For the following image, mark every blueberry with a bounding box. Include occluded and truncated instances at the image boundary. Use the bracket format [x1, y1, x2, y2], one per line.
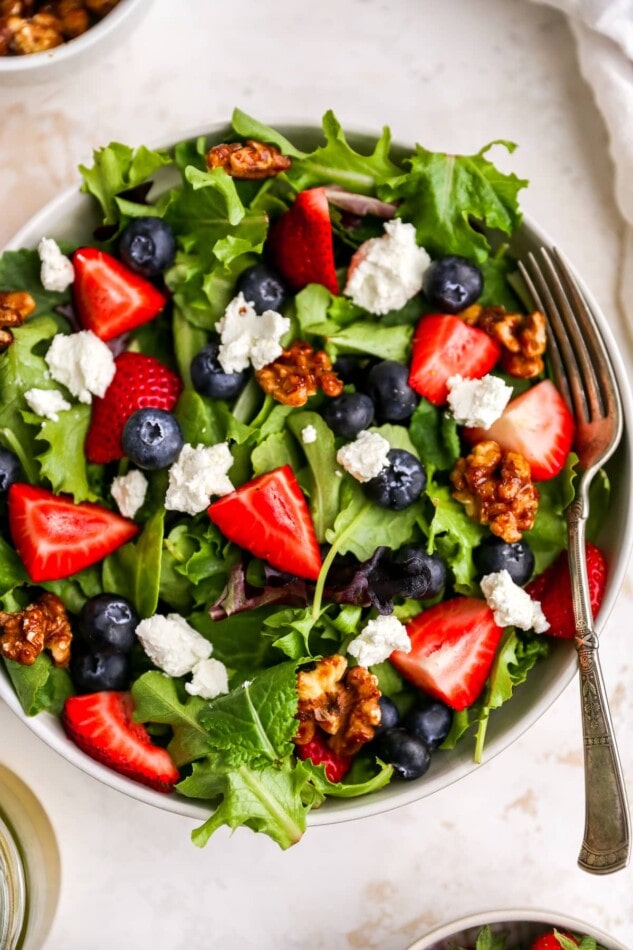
[364, 449, 427, 511]
[190, 342, 249, 400]
[121, 408, 184, 470]
[70, 650, 130, 693]
[392, 545, 447, 599]
[376, 727, 431, 780]
[403, 699, 453, 749]
[0, 447, 21, 493]
[422, 255, 483, 313]
[236, 264, 288, 314]
[333, 356, 372, 389]
[368, 361, 419, 422]
[322, 392, 375, 438]
[374, 695, 400, 738]
[79, 594, 138, 654]
[473, 536, 535, 586]
[119, 216, 176, 278]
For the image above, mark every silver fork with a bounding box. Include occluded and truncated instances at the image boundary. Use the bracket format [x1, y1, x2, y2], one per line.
[518, 247, 630, 874]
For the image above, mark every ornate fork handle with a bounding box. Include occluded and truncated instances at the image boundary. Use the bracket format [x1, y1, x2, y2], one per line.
[568, 494, 630, 873]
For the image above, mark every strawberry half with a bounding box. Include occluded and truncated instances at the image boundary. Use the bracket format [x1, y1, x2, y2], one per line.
[408, 313, 502, 406]
[526, 541, 607, 639]
[295, 732, 352, 783]
[529, 932, 578, 950]
[267, 187, 339, 294]
[208, 465, 322, 581]
[62, 692, 179, 793]
[8, 483, 139, 582]
[390, 596, 504, 711]
[85, 351, 182, 464]
[464, 379, 575, 481]
[73, 247, 167, 342]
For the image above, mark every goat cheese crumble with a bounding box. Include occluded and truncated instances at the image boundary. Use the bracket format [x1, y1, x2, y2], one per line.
[447, 374, 513, 429]
[343, 218, 430, 315]
[44, 330, 115, 404]
[215, 292, 290, 373]
[185, 657, 230, 700]
[336, 430, 391, 482]
[23, 387, 71, 422]
[480, 569, 549, 633]
[164, 442, 234, 516]
[38, 237, 74, 293]
[301, 424, 318, 444]
[347, 614, 411, 667]
[110, 469, 148, 519]
[135, 613, 212, 678]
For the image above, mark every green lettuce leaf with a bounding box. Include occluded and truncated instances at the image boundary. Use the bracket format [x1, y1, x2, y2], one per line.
[0, 536, 28, 599]
[425, 483, 486, 592]
[287, 410, 340, 542]
[31, 404, 98, 502]
[102, 509, 164, 618]
[408, 399, 461, 475]
[310, 319, 413, 361]
[3, 654, 73, 716]
[0, 249, 71, 316]
[131, 671, 212, 767]
[300, 757, 393, 798]
[188, 607, 277, 671]
[379, 141, 527, 262]
[79, 142, 172, 226]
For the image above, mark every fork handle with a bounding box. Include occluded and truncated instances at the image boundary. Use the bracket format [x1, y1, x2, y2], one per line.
[568, 502, 631, 873]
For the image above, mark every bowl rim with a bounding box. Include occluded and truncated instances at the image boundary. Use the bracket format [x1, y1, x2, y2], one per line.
[1, 120, 632, 828]
[405, 907, 629, 950]
[0, 0, 144, 73]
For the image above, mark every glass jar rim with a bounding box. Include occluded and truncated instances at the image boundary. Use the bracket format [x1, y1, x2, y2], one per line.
[0, 809, 27, 950]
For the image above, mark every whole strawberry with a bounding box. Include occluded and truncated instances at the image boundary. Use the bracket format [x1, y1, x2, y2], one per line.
[526, 542, 607, 639]
[295, 731, 352, 783]
[529, 930, 579, 950]
[267, 187, 339, 294]
[85, 352, 182, 464]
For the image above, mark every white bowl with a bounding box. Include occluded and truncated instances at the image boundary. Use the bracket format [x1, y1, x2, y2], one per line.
[0, 0, 148, 85]
[1, 123, 632, 828]
[407, 908, 629, 950]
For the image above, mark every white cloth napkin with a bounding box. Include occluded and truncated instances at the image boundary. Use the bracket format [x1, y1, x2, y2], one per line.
[531, 0, 633, 349]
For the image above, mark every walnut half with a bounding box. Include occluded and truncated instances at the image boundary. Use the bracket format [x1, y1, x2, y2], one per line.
[295, 654, 381, 757]
[0, 592, 73, 667]
[450, 439, 539, 543]
[0, 290, 35, 350]
[206, 140, 292, 180]
[256, 340, 343, 407]
[464, 304, 547, 379]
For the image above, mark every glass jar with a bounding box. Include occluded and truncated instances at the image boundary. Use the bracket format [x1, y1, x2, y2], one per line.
[0, 765, 60, 949]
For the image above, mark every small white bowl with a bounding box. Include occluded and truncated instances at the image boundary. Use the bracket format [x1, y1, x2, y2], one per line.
[0, 0, 148, 85]
[407, 908, 629, 950]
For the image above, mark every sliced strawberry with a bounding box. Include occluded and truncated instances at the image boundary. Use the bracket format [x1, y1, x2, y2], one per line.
[529, 932, 578, 950]
[390, 596, 504, 711]
[62, 692, 179, 793]
[85, 351, 182, 464]
[408, 313, 502, 405]
[208, 465, 322, 581]
[295, 732, 352, 783]
[8, 483, 139, 583]
[464, 379, 575, 481]
[526, 542, 607, 639]
[267, 187, 339, 294]
[73, 247, 167, 342]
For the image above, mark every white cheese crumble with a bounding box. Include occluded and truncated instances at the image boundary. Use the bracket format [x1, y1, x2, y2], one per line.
[215, 292, 290, 374]
[343, 218, 431, 315]
[135, 613, 212, 677]
[347, 614, 411, 667]
[185, 657, 229, 700]
[164, 442, 234, 516]
[301, 424, 318, 444]
[38, 237, 74, 293]
[24, 387, 71, 422]
[336, 430, 391, 482]
[480, 569, 549, 633]
[110, 469, 148, 519]
[44, 330, 115, 404]
[447, 374, 513, 429]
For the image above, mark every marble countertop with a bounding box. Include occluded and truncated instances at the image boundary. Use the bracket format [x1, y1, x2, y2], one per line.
[1, 0, 632, 947]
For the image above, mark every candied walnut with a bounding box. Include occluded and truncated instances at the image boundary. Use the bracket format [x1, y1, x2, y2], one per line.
[294, 654, 381, 757]
[83, 0, 118, 17]
[0, 592, 73, 667]
[8, 11, 63, 53]
[450, 439, 539, 543]
[472, 304, 547, 379]
[206, 140, 292, 180]
[0, 291, 35, 350]
[45, 0, 89, 37]
[255, 340, 343, 407]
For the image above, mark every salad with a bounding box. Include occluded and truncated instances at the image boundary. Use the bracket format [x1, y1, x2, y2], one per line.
[0, 111, 611, 849]
[449, 925, 607, 950]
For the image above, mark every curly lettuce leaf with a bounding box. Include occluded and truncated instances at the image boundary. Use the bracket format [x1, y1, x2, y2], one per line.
[30, 404, 99, 503]
[379, 141, 527, 262]
[425, 483, 486, 592]
[79, 142, 172, 226]
[408, 398, 460, 475]
[3, 653, 73, 717]
[132, 671, 212, 767]
[0, 536, 28, 601]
